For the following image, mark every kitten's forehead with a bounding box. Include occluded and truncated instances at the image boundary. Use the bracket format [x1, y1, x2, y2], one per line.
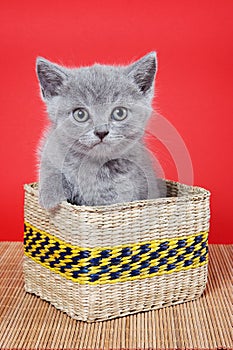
[67, 64, 140, 105]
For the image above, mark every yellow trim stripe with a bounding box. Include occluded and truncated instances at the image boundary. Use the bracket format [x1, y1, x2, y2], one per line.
[24, 221, 208, 285]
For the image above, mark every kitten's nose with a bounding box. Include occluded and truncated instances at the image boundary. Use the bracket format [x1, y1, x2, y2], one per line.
[94, 130, 109, 140]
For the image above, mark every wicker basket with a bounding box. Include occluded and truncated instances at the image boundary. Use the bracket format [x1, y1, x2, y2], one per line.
[23, 179, 210, 322]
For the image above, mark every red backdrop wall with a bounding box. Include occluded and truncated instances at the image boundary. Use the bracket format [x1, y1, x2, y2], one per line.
[0, 0, 232, 243]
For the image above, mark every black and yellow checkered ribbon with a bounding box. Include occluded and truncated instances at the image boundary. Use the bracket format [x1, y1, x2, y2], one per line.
[24, 222, 208, 285]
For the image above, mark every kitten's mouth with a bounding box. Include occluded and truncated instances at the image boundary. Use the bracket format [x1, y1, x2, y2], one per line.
[79, 137, 106, 148]
[93, 140, 106, 147]
[79, 135, 124, 149]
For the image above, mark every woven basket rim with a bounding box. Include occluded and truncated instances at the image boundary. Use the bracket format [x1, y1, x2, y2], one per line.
[24, 179, 210, 213]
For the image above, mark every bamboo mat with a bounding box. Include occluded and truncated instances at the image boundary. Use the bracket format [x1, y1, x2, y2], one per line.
[0, 242, 232, 350]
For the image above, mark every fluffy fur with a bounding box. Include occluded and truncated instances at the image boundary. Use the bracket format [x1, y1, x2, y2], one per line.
[36, 52, 162, 209]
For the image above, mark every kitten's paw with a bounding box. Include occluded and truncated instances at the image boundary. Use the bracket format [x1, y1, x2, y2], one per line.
[39, 190, 63, 211]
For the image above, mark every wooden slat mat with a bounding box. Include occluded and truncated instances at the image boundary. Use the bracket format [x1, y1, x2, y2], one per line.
[0, 242, 232, 350]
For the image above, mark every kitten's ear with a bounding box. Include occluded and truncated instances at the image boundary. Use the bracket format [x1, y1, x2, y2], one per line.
[126, 52, 157, 96]
[36, 57, 68, 100]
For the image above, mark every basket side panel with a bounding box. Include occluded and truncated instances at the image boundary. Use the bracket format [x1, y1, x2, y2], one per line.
[24, 183, 210, 248]
[24, 255, 208, 322]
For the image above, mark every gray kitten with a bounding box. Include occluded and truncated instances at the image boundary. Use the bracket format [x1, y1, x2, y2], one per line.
[36, 52, 162, 209]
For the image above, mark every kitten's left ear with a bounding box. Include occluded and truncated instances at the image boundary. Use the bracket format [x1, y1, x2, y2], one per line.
[36, 57, 68, 101]
[126, 52, 157, 96]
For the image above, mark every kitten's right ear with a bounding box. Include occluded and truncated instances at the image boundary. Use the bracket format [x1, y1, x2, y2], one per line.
[125, 52, 157, 97]
[36, 57, 68, 100]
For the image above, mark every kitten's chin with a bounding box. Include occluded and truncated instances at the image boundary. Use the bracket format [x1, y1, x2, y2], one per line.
[90, 142, 123, 160]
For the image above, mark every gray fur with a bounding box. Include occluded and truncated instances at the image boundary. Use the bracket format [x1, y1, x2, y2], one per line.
[36, 52, 162, 209]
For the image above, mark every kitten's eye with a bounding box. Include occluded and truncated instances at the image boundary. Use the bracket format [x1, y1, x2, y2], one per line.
[111, 107, 128, 121]
[73, 108, 89, 122]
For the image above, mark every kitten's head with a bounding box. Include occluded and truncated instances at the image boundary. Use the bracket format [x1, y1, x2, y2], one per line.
[36, 52, 157, 159]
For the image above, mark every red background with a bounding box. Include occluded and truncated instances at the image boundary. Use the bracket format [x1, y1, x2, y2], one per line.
[0, 1, 232, 243]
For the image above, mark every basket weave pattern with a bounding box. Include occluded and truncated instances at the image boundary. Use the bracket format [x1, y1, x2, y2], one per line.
[23, 180, 210, 322]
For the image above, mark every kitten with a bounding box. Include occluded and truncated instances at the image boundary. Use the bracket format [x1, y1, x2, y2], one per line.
[36, 52, 162, 209]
